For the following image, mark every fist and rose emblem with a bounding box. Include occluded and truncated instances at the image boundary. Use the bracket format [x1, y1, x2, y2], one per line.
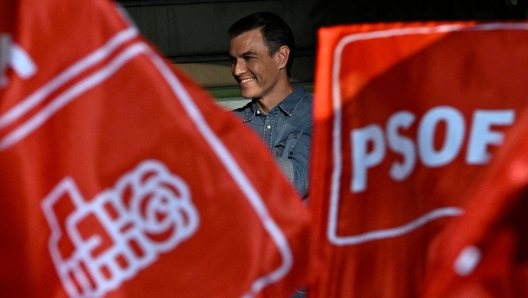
[41, 160, 200, 298]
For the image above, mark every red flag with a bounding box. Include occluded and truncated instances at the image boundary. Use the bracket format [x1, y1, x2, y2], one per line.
[0, 0, 315, 297]
[424, 104, 528, 298]
[309, 21, 528, 297]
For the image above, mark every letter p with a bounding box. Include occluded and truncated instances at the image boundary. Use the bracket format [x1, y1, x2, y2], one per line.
[351, 124, 386, 193]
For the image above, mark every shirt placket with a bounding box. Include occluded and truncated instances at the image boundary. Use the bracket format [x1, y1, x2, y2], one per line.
[262, 108, 278, 153]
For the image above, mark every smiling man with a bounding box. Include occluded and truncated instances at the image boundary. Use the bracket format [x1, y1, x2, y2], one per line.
[228, 12, 313, 200]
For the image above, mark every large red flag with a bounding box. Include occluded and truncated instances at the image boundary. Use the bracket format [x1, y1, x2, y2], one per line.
[309, 21, 528, 297]
[0, 0, 315, 297]
[424, 104, 528, 298]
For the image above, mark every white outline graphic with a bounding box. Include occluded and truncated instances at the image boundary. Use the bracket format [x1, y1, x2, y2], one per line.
[0, 41, 146, 150]
[8, 25, 294, 297]
[0, 27, 137, 130]
[41, 160, 199, 298]
[328, 23, 528, 246]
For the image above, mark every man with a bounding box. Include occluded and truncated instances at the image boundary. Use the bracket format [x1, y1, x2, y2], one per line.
[228, 12, 313, 200]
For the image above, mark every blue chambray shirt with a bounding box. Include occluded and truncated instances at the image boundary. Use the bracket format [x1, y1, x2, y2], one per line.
[232, 86, 313, 199]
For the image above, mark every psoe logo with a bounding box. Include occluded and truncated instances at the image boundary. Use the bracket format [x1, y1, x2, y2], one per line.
[41, 159, 199, 298]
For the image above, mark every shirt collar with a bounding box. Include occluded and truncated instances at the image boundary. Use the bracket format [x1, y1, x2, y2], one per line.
[276, 86, 306, 117]
[242, 86, 306, 121]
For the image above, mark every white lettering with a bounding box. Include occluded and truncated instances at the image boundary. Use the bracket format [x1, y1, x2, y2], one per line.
[351, 125, 386, 193]
[418, 106, 465, 167]
[387, 111, 416, 181]
[466, 110, 515, 164]
[350, 107, 515, 193]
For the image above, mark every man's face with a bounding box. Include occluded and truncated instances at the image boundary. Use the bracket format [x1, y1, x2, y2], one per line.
[229, 28, 282, 100]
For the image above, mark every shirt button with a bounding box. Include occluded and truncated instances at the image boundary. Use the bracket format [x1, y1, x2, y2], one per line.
[256, 110, 260, 115]
[267, 125, 271, 129]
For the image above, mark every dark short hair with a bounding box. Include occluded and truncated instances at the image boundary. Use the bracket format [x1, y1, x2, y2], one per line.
[228, 12, 295, 77]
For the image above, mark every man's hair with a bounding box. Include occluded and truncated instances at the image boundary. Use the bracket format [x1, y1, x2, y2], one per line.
[228, 12, 295, 77]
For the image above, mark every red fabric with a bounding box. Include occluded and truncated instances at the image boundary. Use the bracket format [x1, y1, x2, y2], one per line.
[424, 105, 528, 298]
[0, 0, 315, 297]
[309, 21, 528, 297]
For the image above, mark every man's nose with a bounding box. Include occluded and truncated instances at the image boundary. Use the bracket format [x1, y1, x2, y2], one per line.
[232, 60, 246, 76]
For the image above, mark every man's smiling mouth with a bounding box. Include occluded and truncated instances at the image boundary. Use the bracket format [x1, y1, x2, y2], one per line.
[240, 77, 256, 84]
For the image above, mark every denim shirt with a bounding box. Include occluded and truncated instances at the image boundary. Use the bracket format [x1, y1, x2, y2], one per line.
[232, 86, 313, 199]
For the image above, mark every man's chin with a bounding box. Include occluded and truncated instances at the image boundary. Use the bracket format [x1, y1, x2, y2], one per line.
[240, 90, 257, 99]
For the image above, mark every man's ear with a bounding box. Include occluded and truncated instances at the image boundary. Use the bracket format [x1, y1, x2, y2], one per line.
[275, 45, 290, 70]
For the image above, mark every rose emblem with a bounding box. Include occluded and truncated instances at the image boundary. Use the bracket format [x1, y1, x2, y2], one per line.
[116, 160, 199, 252]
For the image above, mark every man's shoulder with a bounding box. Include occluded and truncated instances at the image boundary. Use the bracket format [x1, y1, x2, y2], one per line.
[294, 87, 314, 114]
[301, 89, 314, 105]
[294, 86, 313, 106]
[280, 86, 313, 114]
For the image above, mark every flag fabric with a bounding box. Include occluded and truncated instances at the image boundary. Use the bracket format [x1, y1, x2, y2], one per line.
[424, 104, 528, 298]
[0, 0, 315, 297]
[309, 21, 528, 297]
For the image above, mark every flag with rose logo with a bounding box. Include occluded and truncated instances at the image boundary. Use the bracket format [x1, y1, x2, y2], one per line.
[0, 0, 315, 297]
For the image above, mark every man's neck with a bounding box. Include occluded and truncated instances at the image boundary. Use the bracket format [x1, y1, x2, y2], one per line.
[255, 82, 294, 113]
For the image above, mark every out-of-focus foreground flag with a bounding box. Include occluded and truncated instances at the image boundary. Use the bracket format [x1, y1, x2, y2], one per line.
[424, 104, 528, 297]
[309, 21, 528, 297]
[0, 0, 315, 297]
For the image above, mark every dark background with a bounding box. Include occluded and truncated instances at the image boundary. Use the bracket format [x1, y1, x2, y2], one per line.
[115, 0, 528, 100]
[310, 0, 528, 29]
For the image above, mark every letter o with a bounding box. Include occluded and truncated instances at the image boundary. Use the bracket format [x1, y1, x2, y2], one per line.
[418, 106, 465, 167]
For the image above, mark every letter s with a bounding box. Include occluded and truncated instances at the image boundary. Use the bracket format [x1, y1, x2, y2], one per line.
[387, 111, 416, 181]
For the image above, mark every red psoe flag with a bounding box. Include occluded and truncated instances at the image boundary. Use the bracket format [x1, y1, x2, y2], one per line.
[309, 21, 528, 297]
[0, 0, 315, 297]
